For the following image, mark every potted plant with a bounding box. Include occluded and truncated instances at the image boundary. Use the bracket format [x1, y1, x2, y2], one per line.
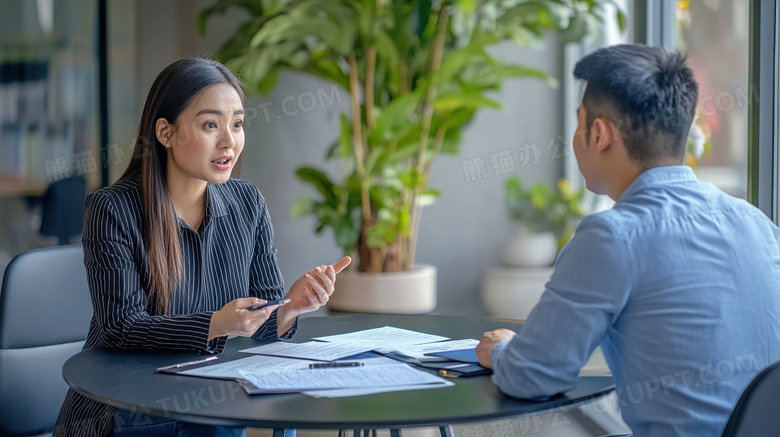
[481, 176, 584, 320]
[502, 176, 585, 267]
[200, 0, 613, 313]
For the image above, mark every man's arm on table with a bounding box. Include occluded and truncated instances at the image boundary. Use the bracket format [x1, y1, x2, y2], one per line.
[477, 216, 633, 399]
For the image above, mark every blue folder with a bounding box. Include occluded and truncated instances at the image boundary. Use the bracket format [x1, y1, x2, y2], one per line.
[424, 348, 479, 363]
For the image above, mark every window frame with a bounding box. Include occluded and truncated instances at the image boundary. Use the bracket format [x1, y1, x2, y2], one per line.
[747, 0, 778, 221]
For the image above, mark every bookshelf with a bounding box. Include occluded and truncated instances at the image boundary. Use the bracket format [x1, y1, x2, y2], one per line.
[0, 0, 105, 267]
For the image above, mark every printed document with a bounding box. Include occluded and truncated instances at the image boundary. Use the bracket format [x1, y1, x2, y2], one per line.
[239, 341, 376, 361]
[179, 355, 314, 379]
[313, 326, 449, 347]
[237, 362, 447, 394]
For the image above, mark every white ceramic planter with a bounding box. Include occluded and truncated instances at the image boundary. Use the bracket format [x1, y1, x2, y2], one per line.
[480, 266, 554, 320]
[328, 264, 437, 314]
[501, 224, 558, 267]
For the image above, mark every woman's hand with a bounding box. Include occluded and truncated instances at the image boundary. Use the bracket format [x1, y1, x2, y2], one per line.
[276, 256, 352, 334]
[208, 297, 281, 340]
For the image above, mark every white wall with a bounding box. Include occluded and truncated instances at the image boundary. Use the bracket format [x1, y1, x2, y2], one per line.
[133, 0, 564, 316]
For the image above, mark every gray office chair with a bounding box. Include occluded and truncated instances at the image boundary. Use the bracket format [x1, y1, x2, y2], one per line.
[0, 245, 92, 436]
[720, 359, 780, 436]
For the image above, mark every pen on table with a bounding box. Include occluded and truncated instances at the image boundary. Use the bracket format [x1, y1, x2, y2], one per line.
[439, 369, 460, 379]
[248, 298, 291, 311]
[157, 355, 218, 371]
[308, 361, 365, 369]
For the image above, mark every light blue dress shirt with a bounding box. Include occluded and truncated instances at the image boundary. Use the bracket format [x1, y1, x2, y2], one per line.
[491, 166, 780, 437]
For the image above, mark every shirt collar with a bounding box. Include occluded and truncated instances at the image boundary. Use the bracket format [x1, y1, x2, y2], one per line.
[618, 165, 698, 203]
[205, 183, 229, 218]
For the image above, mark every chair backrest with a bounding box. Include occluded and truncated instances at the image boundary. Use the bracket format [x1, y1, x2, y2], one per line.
[40, 175, 86, 245]
[721, 359, 780, 436]
[0, 245, 92, 436]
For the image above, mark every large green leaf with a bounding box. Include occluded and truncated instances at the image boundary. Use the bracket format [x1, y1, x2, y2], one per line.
[368, 90, 423, 143]
[308, 50, 349, 89]
[333, 214, 359, 252]
[386, 140, 422, 164]
[433, 92, 501, 112]
[197, 0, 266, 35]
[234, 41, 298, 89]
[431, 129, 464, 155]
[295, 167, 339, 206]
[417, 188, 440, 207]
[251, 15, 353, 56]
[433, 108, 475, 131]
[374, 30, 402, 94]
[429, 44, 485, 88]
[325, 113, 353, 160]
[256, 67, 280, 96]
[295, 0, 357, 28]
[364, 147, 387, 176]
[290, 195, 315, 218]
[399, 168, 424, 190]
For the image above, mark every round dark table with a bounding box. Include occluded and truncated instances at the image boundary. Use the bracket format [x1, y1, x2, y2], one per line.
[63, 315, 615, 432]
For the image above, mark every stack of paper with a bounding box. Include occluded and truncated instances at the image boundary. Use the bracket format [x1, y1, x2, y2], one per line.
[237, 361, 449, 394]
[239, 341, 376, 361]
[166, 326, 483, 398]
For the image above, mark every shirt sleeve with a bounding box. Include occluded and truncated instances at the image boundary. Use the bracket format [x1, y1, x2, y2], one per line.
[248, 187, 297, 340]
[490, 215, 634, 399]
[83, 191, 223, 353]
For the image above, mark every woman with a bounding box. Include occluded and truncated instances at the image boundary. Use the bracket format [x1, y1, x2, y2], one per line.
[54, 58, 350, 436]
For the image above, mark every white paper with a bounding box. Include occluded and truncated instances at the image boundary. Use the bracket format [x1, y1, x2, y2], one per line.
[392, 339, 480, 362]
[179, 355, 315, 379]
[302, 380, 454, 398]
[179, 355, 403, 380]
[237, 362, 447, 394]
[313, 326, 449, 347]
[239, 341, 376, 361]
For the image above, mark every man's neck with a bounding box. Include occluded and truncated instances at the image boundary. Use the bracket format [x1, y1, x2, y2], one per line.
[608, 161, 682, 201]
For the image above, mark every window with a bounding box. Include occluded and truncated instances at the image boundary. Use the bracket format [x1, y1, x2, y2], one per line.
[676, 0, 750, 199]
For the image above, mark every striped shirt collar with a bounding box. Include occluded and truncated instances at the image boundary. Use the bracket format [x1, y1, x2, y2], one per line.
[206, 182, 229, 218]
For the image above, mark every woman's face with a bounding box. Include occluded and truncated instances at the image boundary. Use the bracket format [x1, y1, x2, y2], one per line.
[162, 83, 245, 186]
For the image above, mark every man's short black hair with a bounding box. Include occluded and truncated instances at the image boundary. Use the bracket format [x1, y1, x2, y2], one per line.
[573, 44, 699, 168]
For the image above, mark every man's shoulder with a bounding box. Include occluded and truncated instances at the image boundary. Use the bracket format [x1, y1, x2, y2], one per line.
[579, 209, 627, 237]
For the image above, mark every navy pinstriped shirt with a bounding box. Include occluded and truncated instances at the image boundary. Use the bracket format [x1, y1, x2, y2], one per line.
[55, 173, 296, 436]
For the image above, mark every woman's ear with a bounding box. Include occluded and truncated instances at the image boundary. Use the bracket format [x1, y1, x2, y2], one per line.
[155, 118, 173, 148]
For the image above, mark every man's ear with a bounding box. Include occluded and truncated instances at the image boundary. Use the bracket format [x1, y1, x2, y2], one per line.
[155, 118, 173, 148]
[590, 117, 614, 153]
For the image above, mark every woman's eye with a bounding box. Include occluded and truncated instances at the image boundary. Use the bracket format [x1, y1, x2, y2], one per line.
[234, 120, 243, 129]
[205, 121, 217, 129]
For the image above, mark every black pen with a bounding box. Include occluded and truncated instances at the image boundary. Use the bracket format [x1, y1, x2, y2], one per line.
[248, 298, 291, 311]
[308, 361, 365, 369]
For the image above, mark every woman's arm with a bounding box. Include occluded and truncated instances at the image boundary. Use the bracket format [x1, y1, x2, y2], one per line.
[84, 191, 227, 353]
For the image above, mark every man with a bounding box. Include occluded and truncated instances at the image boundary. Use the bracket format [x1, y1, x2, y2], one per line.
[476, 44, 780, 437]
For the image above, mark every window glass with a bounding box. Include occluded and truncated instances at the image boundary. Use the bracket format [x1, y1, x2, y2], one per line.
[676, 0, 750, 199]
